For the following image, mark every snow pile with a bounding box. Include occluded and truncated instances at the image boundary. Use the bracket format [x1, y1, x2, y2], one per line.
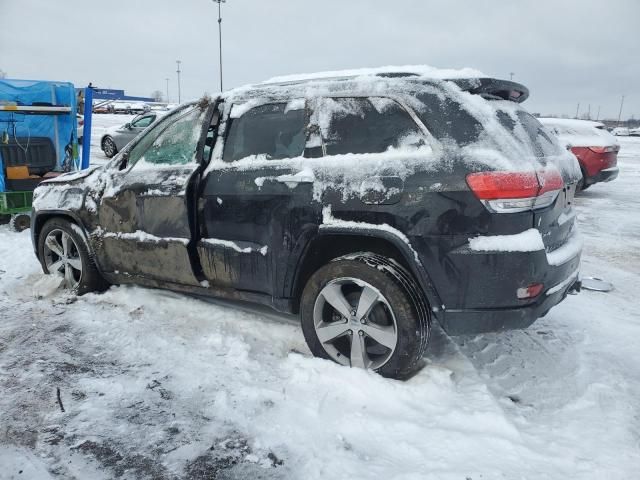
[468, 228, 545, 252]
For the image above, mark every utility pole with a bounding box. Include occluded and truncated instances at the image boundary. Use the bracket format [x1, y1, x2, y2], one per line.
[617, 95, 625, 126]
[509, 72, 514, 81]
[587, 104, 591, 120]
[596, 106, 601, 121]
[176, 60, 182, 104]
[212, 0, 226, 92]
[165, 78, 169, 103]
[575, 103, 580, 119]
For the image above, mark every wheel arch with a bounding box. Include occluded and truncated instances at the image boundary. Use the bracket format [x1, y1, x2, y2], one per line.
[32, 211, 94, 258]
[288, 228, 442, 316]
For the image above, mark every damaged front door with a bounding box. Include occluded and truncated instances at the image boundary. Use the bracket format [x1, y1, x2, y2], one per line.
[96, 104, 210, 286]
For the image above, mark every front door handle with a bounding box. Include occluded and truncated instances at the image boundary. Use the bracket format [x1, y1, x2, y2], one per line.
[275, 169, 315, 189]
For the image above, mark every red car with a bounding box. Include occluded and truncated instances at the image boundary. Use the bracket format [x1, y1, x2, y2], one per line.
[540, 118, 619, 190]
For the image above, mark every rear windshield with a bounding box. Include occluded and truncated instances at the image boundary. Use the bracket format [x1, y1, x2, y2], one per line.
[496, 108, 561, 157]
[416, 92, 563, 157]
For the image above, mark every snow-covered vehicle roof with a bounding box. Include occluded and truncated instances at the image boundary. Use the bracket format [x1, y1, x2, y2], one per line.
[539, 117, 618, 148]
[225, 65, 530, 103]
[264, 65, 486, 84]
[211, 65, 579, 181]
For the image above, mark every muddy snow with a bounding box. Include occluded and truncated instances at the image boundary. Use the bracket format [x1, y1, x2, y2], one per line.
[0, 128, 639, 478]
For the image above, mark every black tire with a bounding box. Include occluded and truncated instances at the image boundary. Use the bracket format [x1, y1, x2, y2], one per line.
[577, 169, 590, 192]
[9, 214, 31, 232]
[37, 218, 106, 295]
[101, 136, 117, 158]
[300, 252, 431, 379]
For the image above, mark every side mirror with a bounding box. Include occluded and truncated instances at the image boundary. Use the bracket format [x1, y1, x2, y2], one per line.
[125, 123, 133, 130]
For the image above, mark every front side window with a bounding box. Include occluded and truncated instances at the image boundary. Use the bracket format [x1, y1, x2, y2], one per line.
[223, 102, 306, 162]
[317, 97, 424, 156]
[131, 115, 155, 128]
[127, 106, 207, 168]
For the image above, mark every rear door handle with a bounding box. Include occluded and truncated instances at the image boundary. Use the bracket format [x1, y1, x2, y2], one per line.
[275, 170, 315, 188]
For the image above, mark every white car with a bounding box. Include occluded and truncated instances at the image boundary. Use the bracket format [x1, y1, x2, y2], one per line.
[100, 111, 166, 158]
[612, 127, 630, 136]
[629, 127, 640, 137]
[76, 113, 84, 141]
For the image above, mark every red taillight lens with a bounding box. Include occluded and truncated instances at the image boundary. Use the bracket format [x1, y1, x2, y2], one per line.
[517, 283, 544, 300]
[78, 119, 84, 126]
[466, 167, 564, 213]
[587, 146, 617, 154]
[537, 168, 564, 195]
[466, 171, 539, 200]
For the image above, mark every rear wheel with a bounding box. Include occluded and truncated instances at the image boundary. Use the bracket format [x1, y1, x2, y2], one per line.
[37, 218, 105, 294]
[301, 252, 430, 379]
[577, 168, 590, 191]
[101, 136, 117, 158]
[9, 213, 31, 232]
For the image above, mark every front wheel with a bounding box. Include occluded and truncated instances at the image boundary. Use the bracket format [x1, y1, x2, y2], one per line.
[101, 136, 117, 158]
[300, 253, 431, 379]
[37, 218, 105, 295]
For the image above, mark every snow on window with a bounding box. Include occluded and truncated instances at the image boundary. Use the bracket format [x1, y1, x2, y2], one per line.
[223, 103, 306, 162]
[284, 98, 305, 113]
[129, 106, 206, 169]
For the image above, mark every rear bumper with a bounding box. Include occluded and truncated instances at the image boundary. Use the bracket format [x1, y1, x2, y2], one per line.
[427, 232, 582, 335]
[587, 166, 619, 185]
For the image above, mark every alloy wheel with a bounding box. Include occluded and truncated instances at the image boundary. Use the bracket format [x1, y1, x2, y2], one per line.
[313, 277, 398, 370]
[43, 229, 83, 290]
[102, 137, 116, 157]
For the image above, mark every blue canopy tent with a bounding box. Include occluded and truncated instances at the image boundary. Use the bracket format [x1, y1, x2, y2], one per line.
[0, 79, 79, 193]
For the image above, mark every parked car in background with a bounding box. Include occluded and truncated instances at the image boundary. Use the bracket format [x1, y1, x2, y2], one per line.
[100, 111, 165, 157]
[612, 127, 630, 136]
[76, 113, 84, 141]
[93, 104, 111, 113]
[32, 69, 583, 378]
[539, 118, 619, 190]
[629, 127, 640, 137]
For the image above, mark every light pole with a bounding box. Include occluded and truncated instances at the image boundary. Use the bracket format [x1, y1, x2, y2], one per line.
[165, 77, 169, 103]
[617, 95, 625, 126]
[212, 0, 226, 92]
[176, 60, 182, 104]
[509, 72, 514, 81]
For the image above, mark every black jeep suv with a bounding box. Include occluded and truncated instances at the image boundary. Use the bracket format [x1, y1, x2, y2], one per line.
[31, 69, 583, 378]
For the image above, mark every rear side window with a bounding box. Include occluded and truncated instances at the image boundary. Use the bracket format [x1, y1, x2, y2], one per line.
[317, 97, 424, 156]
[415, 92, 483, 146]
[223, 103, 306, 162]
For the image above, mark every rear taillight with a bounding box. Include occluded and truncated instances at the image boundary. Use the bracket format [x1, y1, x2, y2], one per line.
[517, 283, 544, 300]
[587, 146, 617, 153]
[78, 119, 84, 126]
[466, 167, 564, 213]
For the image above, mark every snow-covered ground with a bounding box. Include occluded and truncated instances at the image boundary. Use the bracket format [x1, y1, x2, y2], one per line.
[0, 116, 639, 478]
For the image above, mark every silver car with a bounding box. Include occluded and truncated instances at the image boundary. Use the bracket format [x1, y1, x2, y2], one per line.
[100, 112, 163, 158]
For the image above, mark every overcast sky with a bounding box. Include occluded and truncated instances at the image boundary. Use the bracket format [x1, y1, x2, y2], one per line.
[1, 0, 638, 120]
